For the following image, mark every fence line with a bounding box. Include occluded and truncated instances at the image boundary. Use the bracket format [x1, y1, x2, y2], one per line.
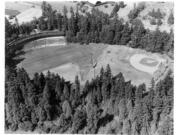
[7, 31, 65, 47]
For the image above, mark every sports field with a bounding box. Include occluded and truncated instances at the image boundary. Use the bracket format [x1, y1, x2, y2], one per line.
[18, 37, 168, 86]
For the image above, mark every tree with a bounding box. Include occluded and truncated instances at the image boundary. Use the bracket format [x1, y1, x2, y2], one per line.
[122, 119, 132, 135]
[63, 84, 70, 101]
[119, 98, 128, 121]
[43, 81, 51, 103]
[62, 6, 68, 31]
[130, 19, 146, 48]
[57, 13, 63, 31]
[38, 107, 47, 122]
[55, 78, 62, 102]
[86, 103, 100, 134]
[135, 83, 145, 104]
[72, 109, 87, 133]
[110, 4, 120, 18]
[26, 82, 38, 106]
[158, 116, 173, 135]
[168, 11, 174, 25]
[120, 23, 131, 45]
[58, 113, 67, 127]
[62, 100, 72, 119]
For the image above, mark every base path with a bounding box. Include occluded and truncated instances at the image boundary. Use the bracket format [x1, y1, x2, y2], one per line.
[130, 54, 166, 75]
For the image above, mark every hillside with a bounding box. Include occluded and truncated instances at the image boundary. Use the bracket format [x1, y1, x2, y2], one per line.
[10, 7, 42, 24]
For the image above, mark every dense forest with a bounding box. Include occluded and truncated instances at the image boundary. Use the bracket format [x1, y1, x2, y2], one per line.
[5, 1, 174, 134]
[5, 64, 173, 134]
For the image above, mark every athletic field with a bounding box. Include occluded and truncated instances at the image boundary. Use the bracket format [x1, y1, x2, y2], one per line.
[18, 37, 169, 86]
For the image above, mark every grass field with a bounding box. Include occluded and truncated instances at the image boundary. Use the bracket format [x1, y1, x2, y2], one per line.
[18, 37, 169, 86]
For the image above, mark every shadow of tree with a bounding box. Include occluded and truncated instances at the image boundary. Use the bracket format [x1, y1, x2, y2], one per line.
[5, 43, 25, 69]
[97, 113, 114, 131]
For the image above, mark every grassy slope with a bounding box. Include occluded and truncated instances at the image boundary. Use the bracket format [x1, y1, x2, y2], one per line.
[5, 1, 174, 32]
[117, 1, 174, 32]
[5, 9, 20, 16]
[5, 1, 34, 12]
[139, 2, 174, 32]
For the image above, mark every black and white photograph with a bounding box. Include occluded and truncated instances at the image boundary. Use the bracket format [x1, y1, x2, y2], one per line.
[4, 0, 174, 134]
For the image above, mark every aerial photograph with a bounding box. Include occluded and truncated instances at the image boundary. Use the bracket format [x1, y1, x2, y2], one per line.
[5, 0, 174, 134]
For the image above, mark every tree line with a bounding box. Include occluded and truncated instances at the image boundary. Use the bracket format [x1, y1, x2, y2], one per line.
[5, 1, 174, 54]
[39, 1, 174, 53]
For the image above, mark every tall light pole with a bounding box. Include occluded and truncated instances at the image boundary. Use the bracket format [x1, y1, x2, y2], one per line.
[83, 52, 97, 81]
[90, 52, 97, 78]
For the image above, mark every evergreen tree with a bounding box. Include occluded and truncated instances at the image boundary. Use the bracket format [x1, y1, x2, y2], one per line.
[86, 103, 100, 134]
[72, 108, 87, 133]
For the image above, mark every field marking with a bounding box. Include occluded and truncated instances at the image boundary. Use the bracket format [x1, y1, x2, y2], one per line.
[130, 54, 166, 75]
[43, 63, 81, 82]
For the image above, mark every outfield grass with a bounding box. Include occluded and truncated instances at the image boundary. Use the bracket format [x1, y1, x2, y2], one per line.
[18, 42, 107, 80]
